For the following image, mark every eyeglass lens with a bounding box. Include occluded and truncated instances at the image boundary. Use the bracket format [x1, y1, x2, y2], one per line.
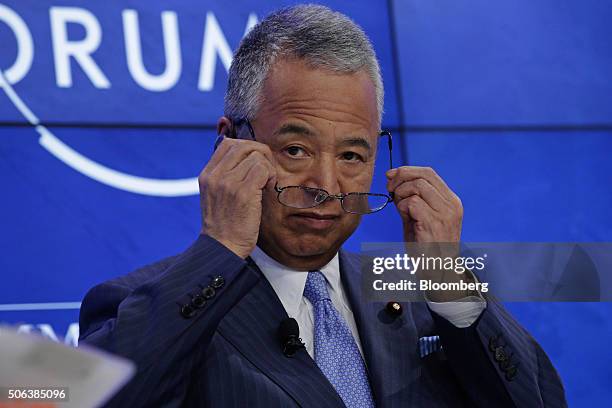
[277, 187, 389, 214]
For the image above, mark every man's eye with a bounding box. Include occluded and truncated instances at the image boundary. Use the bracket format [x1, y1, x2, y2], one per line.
[285, 146, 306, 157]
[342, 151, 365, 162]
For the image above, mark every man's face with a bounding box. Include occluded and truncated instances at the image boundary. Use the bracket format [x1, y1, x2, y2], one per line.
[251, 59, 380, 269]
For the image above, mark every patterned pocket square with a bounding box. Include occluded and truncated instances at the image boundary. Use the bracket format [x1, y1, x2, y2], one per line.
[419, 335, 442, 358]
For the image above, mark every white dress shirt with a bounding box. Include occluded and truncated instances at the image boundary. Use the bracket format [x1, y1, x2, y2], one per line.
[250, 246, 486, 359]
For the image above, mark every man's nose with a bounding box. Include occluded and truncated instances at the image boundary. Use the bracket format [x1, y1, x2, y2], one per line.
[308, 155, 341, 195]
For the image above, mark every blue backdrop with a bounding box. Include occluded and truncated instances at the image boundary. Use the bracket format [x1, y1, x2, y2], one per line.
[1, 1, 611, 405]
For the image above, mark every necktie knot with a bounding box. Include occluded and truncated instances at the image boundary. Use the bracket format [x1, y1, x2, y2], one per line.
[303, 271, 331, 304]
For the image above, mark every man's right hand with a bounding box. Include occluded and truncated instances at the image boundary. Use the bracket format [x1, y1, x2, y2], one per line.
[199, 137, 277, 259]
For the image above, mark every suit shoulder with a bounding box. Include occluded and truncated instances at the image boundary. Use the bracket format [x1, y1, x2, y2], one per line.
[80, 253, 181, 315]
[78, 253, 181, 339]
[110, 254, 182, 290]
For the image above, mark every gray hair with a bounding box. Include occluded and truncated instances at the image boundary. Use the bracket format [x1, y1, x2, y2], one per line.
[224, 4, 384, 126]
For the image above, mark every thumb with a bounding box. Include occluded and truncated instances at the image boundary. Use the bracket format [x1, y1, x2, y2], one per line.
[386, 168, 397, 179]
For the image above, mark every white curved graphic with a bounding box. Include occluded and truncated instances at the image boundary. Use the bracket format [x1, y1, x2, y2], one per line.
[0, 70, 199, 197]
[0, 4, 34, 84]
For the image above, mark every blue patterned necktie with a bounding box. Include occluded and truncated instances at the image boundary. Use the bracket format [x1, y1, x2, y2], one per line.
[303, 270, 375, 408]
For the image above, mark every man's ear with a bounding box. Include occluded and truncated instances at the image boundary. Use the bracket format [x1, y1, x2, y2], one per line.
[217, 116, 233, 138]
[214, 116, 234, 151]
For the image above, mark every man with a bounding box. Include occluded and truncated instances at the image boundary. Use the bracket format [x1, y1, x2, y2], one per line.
[79, 5, 566, 407]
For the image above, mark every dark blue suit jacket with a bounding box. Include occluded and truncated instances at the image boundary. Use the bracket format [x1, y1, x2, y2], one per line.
[79, 235, 567, 407]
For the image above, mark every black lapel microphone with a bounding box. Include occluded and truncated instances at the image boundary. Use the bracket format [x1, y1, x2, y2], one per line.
[278, 318, 306, 357]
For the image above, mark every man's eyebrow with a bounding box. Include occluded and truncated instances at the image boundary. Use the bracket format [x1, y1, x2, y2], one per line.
[273, 123, 372, 151]
[339, 137, 372, 152]
[273, 123, 315, 137]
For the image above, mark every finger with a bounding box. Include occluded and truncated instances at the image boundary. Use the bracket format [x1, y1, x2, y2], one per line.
[209, 139, 276, 174]
[222, 151, 274, 184]
[242, 158, 276, 190]
[386, 166, 453, 201]
[393, 179, 447, 212]
[205, 136, 236, 170]
[239, 153, 277, 187]
[387, 166, 450, 197]
[396, 194, 434, 223]
[220, 140, 276, 173]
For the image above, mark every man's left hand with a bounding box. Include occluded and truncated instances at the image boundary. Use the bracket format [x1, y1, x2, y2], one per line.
[386, 166, 463, 243]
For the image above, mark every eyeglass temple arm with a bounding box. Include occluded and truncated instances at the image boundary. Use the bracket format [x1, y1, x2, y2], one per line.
[379, 130, 395, 200]
[232, 118, 257, 141]
[379, 130, 393, 169]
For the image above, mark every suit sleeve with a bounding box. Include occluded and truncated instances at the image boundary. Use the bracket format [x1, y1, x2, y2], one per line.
[430, 297, 567, 408]
[78, 234, 260, 407]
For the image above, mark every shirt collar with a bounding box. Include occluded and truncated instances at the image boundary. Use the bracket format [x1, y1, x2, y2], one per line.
[249, 246, 341, 318]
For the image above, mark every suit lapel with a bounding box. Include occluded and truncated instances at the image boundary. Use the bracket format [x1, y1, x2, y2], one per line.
[217, 259, 345, 408]
[339, 250, 423, 406]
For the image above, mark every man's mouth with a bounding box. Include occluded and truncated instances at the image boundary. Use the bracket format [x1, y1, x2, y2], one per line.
[289, 211, 341, 230]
